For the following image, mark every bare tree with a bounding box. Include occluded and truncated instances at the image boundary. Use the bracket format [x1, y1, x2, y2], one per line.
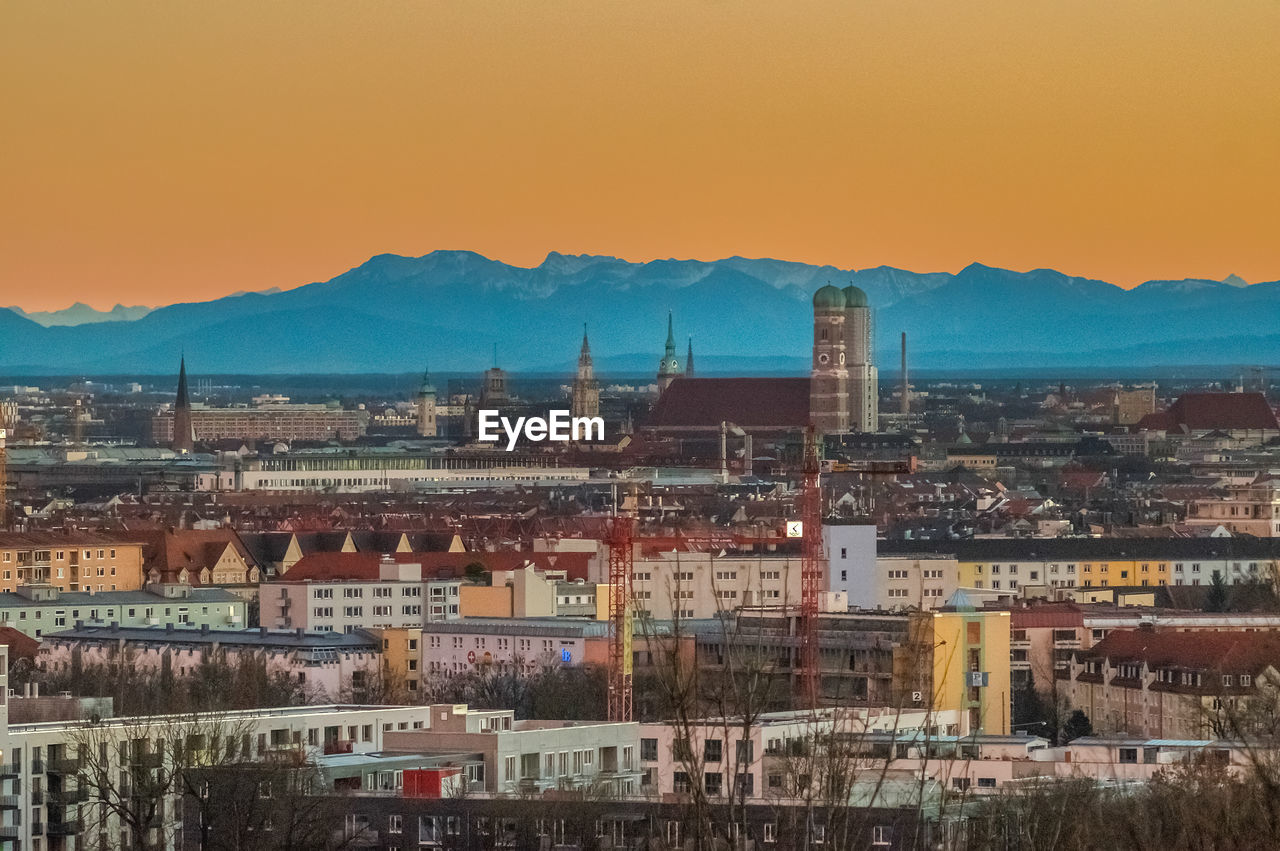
[67, 712, 257, 851]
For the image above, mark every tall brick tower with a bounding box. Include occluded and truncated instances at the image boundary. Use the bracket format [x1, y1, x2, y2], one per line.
[843, 285, 878, 432]
[809, 285, 849, 434]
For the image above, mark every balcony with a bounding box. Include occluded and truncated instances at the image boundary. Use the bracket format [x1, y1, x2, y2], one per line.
[0, 795, 18, 810]
[323, 740, 354, 756]
[129, 753, 163, 770]
[0, 764, 17, 779]
[46, 819, 84, 836]
[0, 825, 20, 840]
[31, 759, 44, 775]
[47, 787, 89, 805]
[32, 821, 44, 836]
[47, 758, 83, 776]
[31, 789, 43, 806]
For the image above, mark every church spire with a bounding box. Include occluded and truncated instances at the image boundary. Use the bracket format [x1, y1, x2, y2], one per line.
[572, 323, 600, 419]
[175, 355, 190, 410]
[657, 311, 681, 394]
[172, 355, 194, 453]
[686, 337, 695, 377]
[419, 364, 435, 396]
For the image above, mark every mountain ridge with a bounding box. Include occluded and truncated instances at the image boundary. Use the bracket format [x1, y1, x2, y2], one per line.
[0, 251, 1275, 374]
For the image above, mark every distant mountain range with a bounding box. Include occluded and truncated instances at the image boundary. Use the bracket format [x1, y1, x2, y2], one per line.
[0, 251, 1276, 375]
[6, 302, 153, 326]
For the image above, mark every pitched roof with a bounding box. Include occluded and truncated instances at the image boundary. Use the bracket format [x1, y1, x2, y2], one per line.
[1136, 392, 1279, 433]
[1085, 628, 1280, 675]
[279, 550, 593, 583]
[0, 625, 40, 661]
[646, 378, 811, 430]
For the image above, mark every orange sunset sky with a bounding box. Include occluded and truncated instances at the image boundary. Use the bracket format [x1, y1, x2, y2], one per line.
[3, 0, 1278, 311]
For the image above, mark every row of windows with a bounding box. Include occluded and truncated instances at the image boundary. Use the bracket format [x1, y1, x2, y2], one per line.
[1, 548, 117, 563]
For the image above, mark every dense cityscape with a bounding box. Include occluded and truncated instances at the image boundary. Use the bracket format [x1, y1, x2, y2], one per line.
[7, 0, 1278, 847]
[0, 284, 1277, 849]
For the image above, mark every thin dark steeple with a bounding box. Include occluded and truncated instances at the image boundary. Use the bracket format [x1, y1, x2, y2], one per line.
[175, 355, 190, 409]
[686, 337, 695, 377]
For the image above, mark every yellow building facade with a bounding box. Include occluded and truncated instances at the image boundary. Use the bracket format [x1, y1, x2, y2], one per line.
[897, 608, 1011, 736]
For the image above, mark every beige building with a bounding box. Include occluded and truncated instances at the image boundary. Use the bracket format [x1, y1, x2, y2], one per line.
[631, 548, 801, 621]
[384, 703, 641, 797]
[1062, 627, 1280, 739]
[1186, 480, 1280, 537]
[152, 403, 368, 443]
[269, 555, 462, 632]
[0, 532, 145, 593]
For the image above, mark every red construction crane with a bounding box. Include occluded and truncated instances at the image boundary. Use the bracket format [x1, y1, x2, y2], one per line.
[606, 514, 636, 722]
[799, 425, 824, 709]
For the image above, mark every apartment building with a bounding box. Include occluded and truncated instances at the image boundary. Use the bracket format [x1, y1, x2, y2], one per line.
[0, 583, 245, 638]
[893, 606, 1012, 735]
[151, 403, 368, 443]
[0, 533, 145, 593]
[269, 554, 462, 632]
[38, 625, 381, 701]
[880, 537, 1280, 596]
[630, 546, 800, 621]
[1186, 480, 1280, 537]
[0, 645, 436, 851]
[421, 618, 610, 678]
[686, 611, 909, 712]
[1061, 627, 1280, 739]
[1010, 603, 1280, 696]
[383, 703, 641, 797]
[637, 707, 962, 803]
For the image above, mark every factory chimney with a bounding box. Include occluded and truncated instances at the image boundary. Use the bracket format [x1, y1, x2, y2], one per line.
[899, 332, 909, 416]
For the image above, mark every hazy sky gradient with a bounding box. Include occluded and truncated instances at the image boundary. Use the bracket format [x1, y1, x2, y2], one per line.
[3, 0, 1278, 310]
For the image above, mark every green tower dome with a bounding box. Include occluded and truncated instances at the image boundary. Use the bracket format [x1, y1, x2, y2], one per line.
[842, 284, 868, 308]
[813, 284, 846, 310]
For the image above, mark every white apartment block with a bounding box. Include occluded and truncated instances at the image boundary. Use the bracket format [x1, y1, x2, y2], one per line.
[269, 558, 462, 632]
[638, 707, 963, 803]
[0, 645, 436, 851]
[826, 524, 960, 611]
[630, 526, 877, 620]
[383, 703, 641, 797]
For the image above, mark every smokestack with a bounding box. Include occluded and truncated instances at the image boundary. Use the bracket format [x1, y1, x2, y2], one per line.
[900, 332, 909, 416]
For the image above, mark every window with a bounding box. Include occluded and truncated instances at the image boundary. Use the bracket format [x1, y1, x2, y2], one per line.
[704, 739, 722, 762]
[978, 777, 996, 788]
[704, 771, 722, 795]
[673, 771, 691, 794]
[872, 825, 893, 846]
[736, 739, 754, 763]
[1119, 748, 1138, 764]
[388, 815, 402, 834]
[764, 823, 778, 844]
[641, 738, 658, 761]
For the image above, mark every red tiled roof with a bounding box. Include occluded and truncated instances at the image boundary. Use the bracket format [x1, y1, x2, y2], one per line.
[110, 529, 254, 585]
[1136, 393, 1279, 433]
[279, 550, 593, 583]
[1086, 628, 1280, 675]
[0, 626, 39, 661]
[646, 378, 811, 430]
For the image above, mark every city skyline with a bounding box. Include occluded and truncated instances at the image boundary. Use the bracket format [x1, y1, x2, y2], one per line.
[4, 0, 1279, 310]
